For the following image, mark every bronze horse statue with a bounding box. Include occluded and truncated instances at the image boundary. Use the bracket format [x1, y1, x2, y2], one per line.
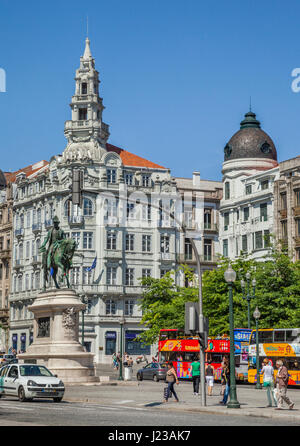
[42, 238, 76, 289]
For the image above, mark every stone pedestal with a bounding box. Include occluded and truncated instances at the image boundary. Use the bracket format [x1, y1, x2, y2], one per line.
[18, 288, 98, 383]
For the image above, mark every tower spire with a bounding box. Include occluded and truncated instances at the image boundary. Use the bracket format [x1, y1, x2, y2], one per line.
[83, 36, 92, 59]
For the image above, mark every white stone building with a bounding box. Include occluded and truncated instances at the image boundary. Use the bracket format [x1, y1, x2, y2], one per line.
[9, 38, 183, 363]
[219, 111, 279, 261]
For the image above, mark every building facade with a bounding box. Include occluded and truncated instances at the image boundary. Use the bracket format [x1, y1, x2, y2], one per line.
[274, 156, 300, 261]
[174, 172, 222, 281]
[9, 38, 182, 362]
[219, 111, 279, 261]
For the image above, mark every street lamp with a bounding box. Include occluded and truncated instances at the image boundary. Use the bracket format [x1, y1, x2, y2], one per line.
[253, 306, 262, 389]
[224, 263, 240, 409]
[118, 316, 125, 381]
[241, 272, 256, 329]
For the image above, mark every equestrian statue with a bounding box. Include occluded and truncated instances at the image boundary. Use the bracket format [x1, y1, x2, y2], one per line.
[39, 216, 76, 289]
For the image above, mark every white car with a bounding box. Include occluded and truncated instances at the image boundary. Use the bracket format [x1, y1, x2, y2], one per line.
[0, 363, 65, 402]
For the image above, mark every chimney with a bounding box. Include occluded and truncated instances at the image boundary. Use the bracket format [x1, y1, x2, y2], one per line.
[193, 171, 201, 187]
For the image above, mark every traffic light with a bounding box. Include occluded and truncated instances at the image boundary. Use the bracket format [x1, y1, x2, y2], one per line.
[198, 331, 208, 350]
[71, 169, 83, 207]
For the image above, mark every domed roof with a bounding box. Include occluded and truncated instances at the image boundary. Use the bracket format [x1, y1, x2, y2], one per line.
[224, 111, 277, 162]
[0, 170, 7, 190]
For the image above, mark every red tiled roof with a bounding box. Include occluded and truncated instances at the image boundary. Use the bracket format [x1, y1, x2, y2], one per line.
[107, 143, 166, 169]
[5, 160, 49, 183]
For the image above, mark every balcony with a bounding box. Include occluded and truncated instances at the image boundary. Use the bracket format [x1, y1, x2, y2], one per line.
[294, 206, 300, 217]
[160, 252, 174, 261]
[103, 250, 123, 260]
[32, 223, 42, 234]
[14, 228, 24, 238]
[32, 255, 42, 266]
[204, 223, 218, 232]
[0, 249, 10, 260]
[279, 209, 287, 219]
[177, 254, 219, 264]
[14, 259, 24, 269]
[68, 215, 84, 227]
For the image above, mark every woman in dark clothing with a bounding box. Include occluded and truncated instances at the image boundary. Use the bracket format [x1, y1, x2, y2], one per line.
[219, 363, 230, 405]
[205, 360, 215, 396]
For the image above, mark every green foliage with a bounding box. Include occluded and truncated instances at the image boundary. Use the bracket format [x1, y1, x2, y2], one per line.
[138, 248, 300, 344]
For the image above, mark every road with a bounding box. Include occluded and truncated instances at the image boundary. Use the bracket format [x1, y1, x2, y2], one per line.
[0, 398, 299, 426]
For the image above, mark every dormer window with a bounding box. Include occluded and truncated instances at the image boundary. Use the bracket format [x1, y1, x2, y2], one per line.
[81, 83, 87, 95]
[79, 108, 87, 120]
[261, 180, 269, 190]
[245, 184, 252, 195]
[224, 182, 230, 200]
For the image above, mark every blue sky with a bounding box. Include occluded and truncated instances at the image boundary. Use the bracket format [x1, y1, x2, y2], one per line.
[1, 0, 300, 181]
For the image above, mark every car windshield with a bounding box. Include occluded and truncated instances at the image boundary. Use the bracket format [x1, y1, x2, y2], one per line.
[19, 365, 53, 377]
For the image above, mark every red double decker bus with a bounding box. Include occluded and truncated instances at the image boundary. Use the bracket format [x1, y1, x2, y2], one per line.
[158, 329, 230, 380]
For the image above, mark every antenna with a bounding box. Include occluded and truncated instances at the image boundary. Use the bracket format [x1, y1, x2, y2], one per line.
[249, 96, 252, 112]
[87, 15, 89, 38]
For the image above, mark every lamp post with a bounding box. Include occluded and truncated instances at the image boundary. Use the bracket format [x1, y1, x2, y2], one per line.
[224, 263, 240, 408]
[80, 295, 88, 347]
[253, 306, 262, 389]
[118, 316, 125, 381]
[241, 272, 256, 329]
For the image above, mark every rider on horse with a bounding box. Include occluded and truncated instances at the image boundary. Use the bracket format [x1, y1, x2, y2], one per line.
[39, 215, 65, 269]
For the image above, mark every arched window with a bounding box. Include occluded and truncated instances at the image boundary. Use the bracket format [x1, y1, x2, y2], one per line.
[83, 198, 93, 216]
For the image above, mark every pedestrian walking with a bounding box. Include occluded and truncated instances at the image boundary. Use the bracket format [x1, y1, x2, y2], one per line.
[205, 360, 215, 396]
[275, 360, 294, 410]
[219, 357, 228, 396]
[191, 356, 200, 396]
[112, 352, 119, 370]
[163, 362, 179, 403]
[219, 362, 230, 405]
[261, 358, 276, 407]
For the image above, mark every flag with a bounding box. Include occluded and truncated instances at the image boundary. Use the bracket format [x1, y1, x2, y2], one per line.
[85, 256, 97, 272]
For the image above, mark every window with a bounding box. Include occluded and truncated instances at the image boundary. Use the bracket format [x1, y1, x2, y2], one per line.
[81, 82, 87, 94]
[125, 172, 133, 186]
[246, 184, 252, 195]
[125, 234, 135, 251]
[106, 231, 117, 250]
[260, 203, 268, 222]
[79, 108, 87, 120]
[127, 203, 135, 219]
[105, 299, 116, 315]
[64, 199, 71, 217]
[204, 209, 212, 229]
[243, 207, 249, 222]
[125, 331, 151, 355]
[295, 190, 300, 206]
[264, 230, 271, 248]
[26, 211, 31, 228]
[107, 266, 117, 285]
[160, 268, 170, 278]
[142, 269, 151, 278]
[255, 231, 263, 250]
[125, 268, 134, 286]
[83, 232, 93, 249]
[25, 274, 29, 291]
[261, 180, 269, 190]
[105, 199, 118, 220]
[125, 300, 134, 316]
[224, 212, 229, 230]
[281, 221, 288, 238]
[184, 239, 193, 260]
[105, 331, 116, 355]
[107, 169, 116, 184]
[160, 235, 170, 253]
[223, 239, 228, 257]
[142, 204, 151, 221]
[224, 182, 230, 200]
[204, 239, 212, 261]
[71, 232, 81, 248]
[26, 241, 30, 258]
[142, 235, 151, 252]
[242, 235, 247, 253]
[142, 175, 150, 188]
[83, 198, 93, 216]
[35, 272, 40, 290]
[71, 267, 80, 285]
[83, 269, 93, 285]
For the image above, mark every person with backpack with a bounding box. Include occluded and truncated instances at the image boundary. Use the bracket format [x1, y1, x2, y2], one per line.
[275, 360, 294, 410]
[163, 362, 179, 403]
[261, 358, 276, 407]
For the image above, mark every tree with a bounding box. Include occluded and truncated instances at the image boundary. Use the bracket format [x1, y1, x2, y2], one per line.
[138, 247, 300, 344]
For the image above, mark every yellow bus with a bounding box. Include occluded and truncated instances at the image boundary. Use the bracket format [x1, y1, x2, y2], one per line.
[248, 328, 300, 386]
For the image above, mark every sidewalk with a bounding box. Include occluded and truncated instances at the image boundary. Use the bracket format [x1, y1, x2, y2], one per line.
[64, 380, 300, 423]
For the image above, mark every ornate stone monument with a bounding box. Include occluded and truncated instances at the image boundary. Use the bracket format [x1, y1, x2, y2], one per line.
[18, 217, 98, 383]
